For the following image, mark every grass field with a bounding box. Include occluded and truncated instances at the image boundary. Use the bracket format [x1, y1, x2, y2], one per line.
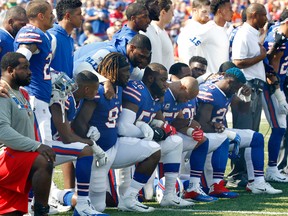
[54, 119, 288, 216]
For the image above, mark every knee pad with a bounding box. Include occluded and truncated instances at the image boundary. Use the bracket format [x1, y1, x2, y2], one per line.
[250, 132, 264, 149]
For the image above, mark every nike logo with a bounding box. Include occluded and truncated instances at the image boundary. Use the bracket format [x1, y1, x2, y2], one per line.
[275, 176, 287, 181]
[172, 200, 180, 205]
[135, 204, 149, 210]
[255, 188, 266, 192]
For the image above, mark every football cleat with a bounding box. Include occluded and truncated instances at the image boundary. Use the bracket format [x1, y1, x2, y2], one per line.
[183, 183, 218, 202]
[226, 175, 248, 188]
[265, 167, 288, 183]
[160, 193, 194, 207]
[49, 197, 71, 214]
[118, 192, 154, 212]
[155, 177, 184, 203]
[246, 181, 282, 194]
[209, 180, 239, 198]
[73, 198, 109, 216]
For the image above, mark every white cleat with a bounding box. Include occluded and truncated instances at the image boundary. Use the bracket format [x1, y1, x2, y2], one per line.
[74, 198, 108, 216]
[246, 181, 283, 194]
[265, 167, 288, 183]
[118, 192, 154, 212]
[160, 193, 194, 207]
[48, 197, 71, 214]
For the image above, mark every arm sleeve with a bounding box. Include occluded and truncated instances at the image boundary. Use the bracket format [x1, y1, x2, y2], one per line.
[117, 108, 144, 138]
[0, 98, 40, 152]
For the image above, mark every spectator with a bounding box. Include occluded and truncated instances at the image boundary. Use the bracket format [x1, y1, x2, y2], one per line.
[109, 1, 125, 26]
[83, 22, 103, 44]
[85, 0, 110, 40]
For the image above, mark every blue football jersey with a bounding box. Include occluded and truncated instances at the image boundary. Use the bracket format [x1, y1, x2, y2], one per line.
[112, 24, 137, 42]
[0, 28, 14, 72]
[48, 24, 74, 78]
[182, 98, 197, 120]
[74, 38, 134, 75]
[50, 94, 83, 138]
[263, 24, 288, 88]
[73, 41, 110, 62]
[197, 83, 232, 126]
[89, 85, 122, 151]
[162, 88, 185, 124]
[122, 80, 162, 124]
[14, 24, 53, 103]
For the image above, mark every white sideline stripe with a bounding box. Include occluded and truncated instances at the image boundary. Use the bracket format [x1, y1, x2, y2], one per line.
[157, 208, 288, 215]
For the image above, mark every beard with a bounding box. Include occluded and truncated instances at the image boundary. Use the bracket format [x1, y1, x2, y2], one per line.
[150, 81, 165, 98]
[15, 75, 31, 87]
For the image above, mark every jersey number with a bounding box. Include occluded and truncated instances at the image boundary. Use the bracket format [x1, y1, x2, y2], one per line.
[211, 108, 227, 123]
[138, 111, 156, 124]
[105, 107, 120, 128]
[43, 52, 52, 80]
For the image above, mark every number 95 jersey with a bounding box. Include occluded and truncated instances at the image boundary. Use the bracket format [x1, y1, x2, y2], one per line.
[89, 85, 122, 151]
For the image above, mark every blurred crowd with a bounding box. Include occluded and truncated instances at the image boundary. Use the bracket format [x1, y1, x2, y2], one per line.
[1, 0, 288, 50]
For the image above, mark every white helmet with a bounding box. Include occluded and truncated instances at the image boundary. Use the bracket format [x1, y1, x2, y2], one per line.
[155, 177, 184, 203]
[50, 71, 77, 105]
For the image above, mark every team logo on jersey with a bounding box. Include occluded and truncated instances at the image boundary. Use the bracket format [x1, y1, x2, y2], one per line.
[164, 103, 170, 110]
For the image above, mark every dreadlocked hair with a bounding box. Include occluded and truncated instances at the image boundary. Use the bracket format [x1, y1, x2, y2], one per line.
[97, 52, 129, 84]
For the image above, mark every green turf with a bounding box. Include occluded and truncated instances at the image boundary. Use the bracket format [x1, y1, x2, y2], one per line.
[54, 120, 288, 216]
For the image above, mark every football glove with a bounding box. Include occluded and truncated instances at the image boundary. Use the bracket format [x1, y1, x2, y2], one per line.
[228, 133, 241, 159]
[162, 123, 177, 136]
[91, 141, 108, 167]
[273, 31, 288, 50]
[87, 126, 101, 142]
[152, 127, 166, 142]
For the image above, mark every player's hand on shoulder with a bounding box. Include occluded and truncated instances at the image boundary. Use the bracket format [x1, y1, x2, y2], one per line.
[36, 144, 56, 162]
[0, 83, 9, 98]
[104, 80, 115, 100]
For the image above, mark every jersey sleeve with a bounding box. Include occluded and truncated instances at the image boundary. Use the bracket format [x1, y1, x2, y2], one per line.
[15, 27, 43, 45]
[122, 81, 143, 105]
[197, 85, 216, 105]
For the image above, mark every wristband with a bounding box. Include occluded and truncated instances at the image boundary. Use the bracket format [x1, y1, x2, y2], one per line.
[243, 94, 251, 102]
[16, 47, 33, 61]
[150, 119, 164, 128]
[186, 128, 194, 136]
[222, 129, 236, 140]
